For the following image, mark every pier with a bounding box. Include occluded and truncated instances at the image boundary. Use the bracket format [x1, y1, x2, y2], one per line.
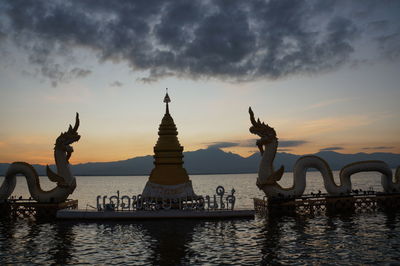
[57, 209, 254, 220]
[254, 192, 400, 216]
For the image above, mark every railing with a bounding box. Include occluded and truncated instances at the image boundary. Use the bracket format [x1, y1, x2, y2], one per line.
[254, 192, 400, 216]
[96, 186, 236, 211]
[0, 199, 78, 219]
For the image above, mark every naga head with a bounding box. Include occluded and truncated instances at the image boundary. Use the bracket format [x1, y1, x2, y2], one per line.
[55, 113, 80, 162]
[249, 107, 285, 184]
[249, 107, 277, 155]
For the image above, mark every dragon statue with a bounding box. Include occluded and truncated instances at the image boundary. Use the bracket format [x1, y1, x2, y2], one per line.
[0, 113, 80, 203]
[249, 107, 400, 199]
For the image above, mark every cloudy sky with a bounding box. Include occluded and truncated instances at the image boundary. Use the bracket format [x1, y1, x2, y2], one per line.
[0, 0, 399, 164]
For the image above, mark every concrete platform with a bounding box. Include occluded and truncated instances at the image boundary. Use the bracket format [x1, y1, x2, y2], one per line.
[56, 209, 255, 220]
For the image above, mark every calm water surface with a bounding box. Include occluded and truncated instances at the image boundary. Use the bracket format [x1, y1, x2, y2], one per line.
[1, 172, 400, 265]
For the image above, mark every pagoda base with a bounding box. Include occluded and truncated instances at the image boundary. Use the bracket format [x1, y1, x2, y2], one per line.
[142, 180, 197, 199]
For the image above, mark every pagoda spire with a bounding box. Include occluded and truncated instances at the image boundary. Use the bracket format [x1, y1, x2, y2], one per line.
[142, 89, 197, 199]
[164, 88, 171, 115]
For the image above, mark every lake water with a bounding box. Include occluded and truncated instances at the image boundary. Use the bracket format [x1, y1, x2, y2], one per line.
[1, 171, 400, 264]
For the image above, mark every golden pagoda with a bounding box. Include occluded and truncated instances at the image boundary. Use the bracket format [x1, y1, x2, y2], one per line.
[142, 90, 196, 199]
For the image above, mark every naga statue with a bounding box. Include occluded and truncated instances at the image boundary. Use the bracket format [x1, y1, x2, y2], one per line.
[249, 107, 400, 199]
[0, 113, 80, 203]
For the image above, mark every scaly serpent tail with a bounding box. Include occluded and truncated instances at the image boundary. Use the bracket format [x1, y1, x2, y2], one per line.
[0, 162, 41, 201]
[0, 167, 17, 202]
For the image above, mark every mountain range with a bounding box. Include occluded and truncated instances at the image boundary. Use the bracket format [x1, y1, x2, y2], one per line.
[1, 148, 399, 176]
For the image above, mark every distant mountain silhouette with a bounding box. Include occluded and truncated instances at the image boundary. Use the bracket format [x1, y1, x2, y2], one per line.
[1, 149, 399, 176]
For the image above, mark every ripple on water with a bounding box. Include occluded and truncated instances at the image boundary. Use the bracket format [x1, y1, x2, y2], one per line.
[1, 212, 400, 265]
[1, 173, 400, 264]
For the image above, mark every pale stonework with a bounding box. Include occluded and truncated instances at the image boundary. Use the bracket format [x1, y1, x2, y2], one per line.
[249, 107, 400, 199]
[142, 181, 197, 198]
[0, 114, 80, 203]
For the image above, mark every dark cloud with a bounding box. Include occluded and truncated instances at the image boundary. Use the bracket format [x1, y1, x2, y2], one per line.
[110, 81, 123, 87]
[207, 139, 307, 149]
[70, 68, 91, 78]
[279, 140, 308, 147]
[1, 0, 399, 84]
[368, 20, 389, 31]
[376, 33, 400, 60]
[247, 139, 308, 148]
[320, 146, 344, 151]
[362, 146, 394, 150]
[206, 139, 255, 149]
[207, 142, 239, 149]
[40, 66, 92, 87]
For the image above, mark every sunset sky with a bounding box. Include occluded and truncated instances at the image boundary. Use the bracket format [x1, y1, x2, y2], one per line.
[0, 1, 399, 164]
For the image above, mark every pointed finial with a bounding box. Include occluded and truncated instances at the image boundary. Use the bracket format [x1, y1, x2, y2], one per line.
[164, 88, 171, 103]
[164, 88, 171, 114]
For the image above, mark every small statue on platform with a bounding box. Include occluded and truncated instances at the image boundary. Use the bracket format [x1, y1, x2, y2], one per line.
[249, 107, 400, 199]
[0, 113, 80, 203]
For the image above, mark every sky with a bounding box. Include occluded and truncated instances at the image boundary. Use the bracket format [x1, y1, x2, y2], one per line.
[0, 0, 399, 165]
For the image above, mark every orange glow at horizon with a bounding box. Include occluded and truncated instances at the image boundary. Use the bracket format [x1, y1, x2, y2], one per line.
[1, 114, 400, 165]
[1, 137, 400, 165]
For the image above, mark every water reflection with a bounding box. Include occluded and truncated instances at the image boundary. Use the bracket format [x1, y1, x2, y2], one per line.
[259, 214, 285, 263]
[49, 222, 75, 264]
[257, 209, 400, 265]
[47, 219, 205, 265]
[259, 213, 310, 264]
[24, 222, 42, 261]
[0, 217, 16, 264]
[0, 219, 76, 264]
[1, 211, 400, 264]
[140, 219, 200, 265]
[382, 209, 400, 262]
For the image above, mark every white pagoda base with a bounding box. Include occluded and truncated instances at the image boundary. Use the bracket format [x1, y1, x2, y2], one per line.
[141, 180, 197, 199]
